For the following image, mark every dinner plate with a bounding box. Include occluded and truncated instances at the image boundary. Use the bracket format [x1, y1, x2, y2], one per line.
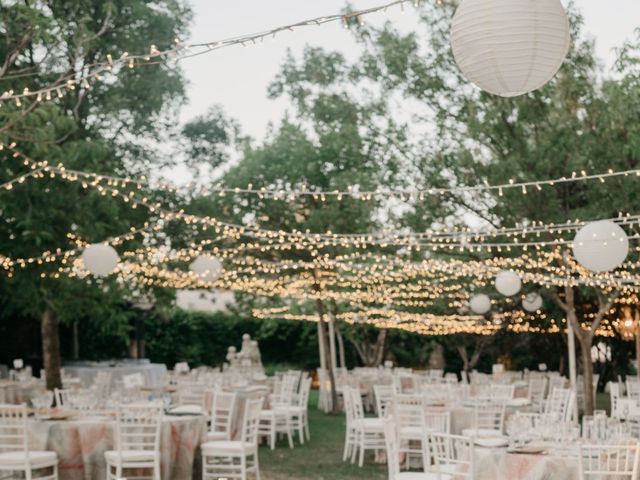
[507, 446, 547, 455]
[474, 436, 509, 448]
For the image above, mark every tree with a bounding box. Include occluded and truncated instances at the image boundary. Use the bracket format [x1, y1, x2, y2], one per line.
[0, 0, 191, 388]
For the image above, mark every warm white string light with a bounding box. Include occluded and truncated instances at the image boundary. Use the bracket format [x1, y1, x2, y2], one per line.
[0, 0, 424, 106]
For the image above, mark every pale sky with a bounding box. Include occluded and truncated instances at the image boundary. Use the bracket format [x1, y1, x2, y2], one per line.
[179, 0, 640, 141]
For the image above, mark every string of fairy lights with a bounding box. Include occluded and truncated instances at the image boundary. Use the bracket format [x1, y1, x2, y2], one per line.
[2, 3, 639, 337]
[0, 0, 438, 107]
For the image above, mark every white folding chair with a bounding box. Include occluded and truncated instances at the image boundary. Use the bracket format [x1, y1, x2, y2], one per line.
[578, 442, 640, 479]
[202, 398, 262, 480]
[0, 404, 58, 480]
[105, 402, 163, 480]
[283, 375, 311, 444]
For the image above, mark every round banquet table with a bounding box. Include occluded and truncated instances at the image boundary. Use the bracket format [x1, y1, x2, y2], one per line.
[473, 446, 578, 480]
[27, 414, 207, 480]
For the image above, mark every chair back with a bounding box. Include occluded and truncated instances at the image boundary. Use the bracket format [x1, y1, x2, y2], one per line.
[474, 400, 506, 432]
[240, 398, 263, 446]
[428, 432, 474, 478]
[425, 409, 451, 433]
[529, 377, 548, 412]
[0, 404, 29, 454]
[115, 402, 163, 454]
[373, 385, 394, 418]
[208, 391, 237, 440]
[490, 384, 515, 401]
[545, 387, 574, 421]
[296, 376, 312, 408]
[393, 394, 425, 431]
[177, 382, 207, 408]
[54, 388, 73, 407]
[578, 442, 640, 479]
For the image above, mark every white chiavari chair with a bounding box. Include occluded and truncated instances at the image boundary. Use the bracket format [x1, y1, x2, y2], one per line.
[393, 394, 427, 469]
[202, 398, 262, 480]
[529, 377, 548, 412]
[348, 387, 385, 467]
[626, 380, 640, 402]
[206, 391, 237, 441]
[374, 385, 394, 418]
[462, 400, 506, 437]
[427, 432, 475, 479]
[282, 375, 312, 444]
[489, 384, 515, 401]
[544, 387, 574, 422]
[382, 417, 433, 480]
[104, 402, 163, 480]
[0, 404, 58, 480]
[578, 442, 640, 480]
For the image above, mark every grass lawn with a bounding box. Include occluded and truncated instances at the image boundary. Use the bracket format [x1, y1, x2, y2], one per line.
[258, 391, 612, 479]
[260, 391, 386, 480]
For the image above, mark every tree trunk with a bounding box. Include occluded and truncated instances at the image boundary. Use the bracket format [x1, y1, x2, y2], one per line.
[316, 298, 339, 413]
[72, 321, 79, 360]
[335, 322, 346, 369]
[578, 333, 595, 415]
[42, 308, 62, 391]
[372, 329, 387, 366]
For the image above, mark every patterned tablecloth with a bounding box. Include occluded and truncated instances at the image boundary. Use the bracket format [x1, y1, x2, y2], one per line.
[473, 447, 578, 480]
[27, 415, 207, 480]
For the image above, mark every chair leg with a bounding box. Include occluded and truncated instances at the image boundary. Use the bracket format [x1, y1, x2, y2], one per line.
[254, 450, 261, 480]
[358, 436, 365, 467]
[304, 413, 310, 440]
[286, 417, 294, 449]
[343, 428, 351, 461]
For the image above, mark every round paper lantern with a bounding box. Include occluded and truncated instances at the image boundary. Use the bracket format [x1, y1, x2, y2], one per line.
[470, 294, 491, 315]
[81, 243, 119, 277]
[572, 220, 629, 272]
[190, 255, 223, 281]
[522, 292, 543, 312]
[495, 270, 522, 297]
[451, 0, 571, 97]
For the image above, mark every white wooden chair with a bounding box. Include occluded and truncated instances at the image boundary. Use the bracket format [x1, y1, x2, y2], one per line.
[345, 387, 385, 467]
[578, 442, 640, 479]
[258, 377, 295, 450]
[176, 382, 207, 413]
[462, 400, 506, 437]
[206, 391, 237, 441]
[104, 402, 163, 480]
[529, 377, 548, 412]
[283, 375, 312, 444]
[548, 375, 567, 393]
[202, 398, 262, 480]
[626, 380, 640, 401]
[427, 432, 475, 479]
[0, 404, 58, 480]
[53, 388, 73, 408]
[544, 387, 574, 421]
[489, 384, 515, 401]
[373, 385, 394, 418]
[382, 417, 433, 480]
[393, 394, 428, 469]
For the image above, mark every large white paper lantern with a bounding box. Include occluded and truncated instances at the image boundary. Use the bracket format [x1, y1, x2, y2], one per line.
[495, 270, 522, 296]
[451, 0, 571, 97]
[572, 220, 629, 272]
[190, 255, 223, 282]
[470, 294, 491, 315]
[522, 292, 543, 312]
[81, 243, 119, 277]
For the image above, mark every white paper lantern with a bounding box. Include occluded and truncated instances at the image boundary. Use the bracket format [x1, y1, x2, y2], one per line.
[495, 270, 522, 297]
[451, 0, 571, 97]
[190, 255, 223, 281]
[470, 294, 491, 315]
[572, 220, 629, 272]
[81, 243, 119, 277]
[522, 292, 543, 312]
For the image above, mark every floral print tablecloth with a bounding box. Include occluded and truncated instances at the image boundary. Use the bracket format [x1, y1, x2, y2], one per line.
[27, 415, 207, 480]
